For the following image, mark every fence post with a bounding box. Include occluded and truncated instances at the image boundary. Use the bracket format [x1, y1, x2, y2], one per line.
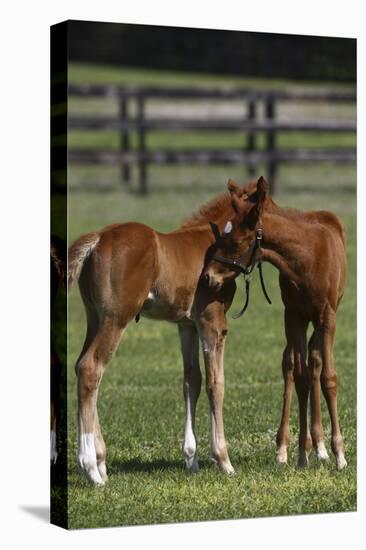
[119, 94, 130, 184]
[137, 94, 147, 194]
[265, 96, 277, 194]
[246, 99, 256, 177]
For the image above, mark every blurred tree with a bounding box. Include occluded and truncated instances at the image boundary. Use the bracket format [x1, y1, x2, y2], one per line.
[67, 21, 356, 83]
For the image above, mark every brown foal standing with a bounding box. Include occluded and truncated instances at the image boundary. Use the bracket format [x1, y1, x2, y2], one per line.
[68, 196, 249, 485]
[204, 177, 347, 470]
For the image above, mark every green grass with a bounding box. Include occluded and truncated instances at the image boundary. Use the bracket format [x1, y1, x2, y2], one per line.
[68, 129, 356, 152]
[66, 177, 356, 529]
[63, 65, 356, 529]
[68, 62, 355, 91]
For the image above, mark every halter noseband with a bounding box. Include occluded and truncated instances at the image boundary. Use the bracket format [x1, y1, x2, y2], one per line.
[212, 227, 272, 318]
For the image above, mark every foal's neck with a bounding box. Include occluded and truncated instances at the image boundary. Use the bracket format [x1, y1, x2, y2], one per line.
[260, 208, 310, 285]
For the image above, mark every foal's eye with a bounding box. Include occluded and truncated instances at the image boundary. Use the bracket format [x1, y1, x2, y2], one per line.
[223, 221, 233, 235]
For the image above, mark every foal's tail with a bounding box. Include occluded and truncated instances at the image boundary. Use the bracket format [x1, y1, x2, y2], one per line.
[68, 232, 100, 289]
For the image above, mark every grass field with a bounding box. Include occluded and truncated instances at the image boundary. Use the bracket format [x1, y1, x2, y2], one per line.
[64, 64, 356, 529]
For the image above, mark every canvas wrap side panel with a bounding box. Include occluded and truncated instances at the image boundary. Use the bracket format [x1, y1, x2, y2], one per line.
[50, 20, 68, 530]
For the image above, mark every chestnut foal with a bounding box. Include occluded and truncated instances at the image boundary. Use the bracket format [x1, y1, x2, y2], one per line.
[204, 177, 347, 470]
[68, 195, 247, 485]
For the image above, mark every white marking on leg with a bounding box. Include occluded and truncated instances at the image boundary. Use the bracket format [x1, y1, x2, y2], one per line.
[336, 452, 347, 470]
[78, 433, 104, 485]
[183, 391, 199, 472]
[97, 461, 108, 481]
[316, 441, 330, 461]
[50, 430, 58, 464]
[276, 445, 288, 465]
[202, 340, 210, 354]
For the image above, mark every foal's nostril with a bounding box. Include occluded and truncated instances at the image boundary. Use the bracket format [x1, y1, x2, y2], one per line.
[204, 273, 210, 283]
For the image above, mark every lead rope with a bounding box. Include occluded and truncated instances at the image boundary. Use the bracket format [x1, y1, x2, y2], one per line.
[258, 262, 272, 305]
[256, 227, 271, 305]
[231, 227, 271, 319]
[232, 277, 251, 319]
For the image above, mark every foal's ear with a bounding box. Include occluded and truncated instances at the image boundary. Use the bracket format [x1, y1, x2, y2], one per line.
[227, 178, 244, 213]
[246, 176, 268, 227]
[256, 176, 268, 202]
[227, 178, 242, 196]
[249, 176, 267, 205]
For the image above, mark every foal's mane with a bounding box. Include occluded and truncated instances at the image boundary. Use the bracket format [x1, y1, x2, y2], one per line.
[266, 198, 313, 221]
[267, 199, 300, 217]
[179, 185, 312, 231]
[180, 192, 232, 228]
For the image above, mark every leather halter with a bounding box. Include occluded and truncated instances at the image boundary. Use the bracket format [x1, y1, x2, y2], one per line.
[212, 227, 272, 318]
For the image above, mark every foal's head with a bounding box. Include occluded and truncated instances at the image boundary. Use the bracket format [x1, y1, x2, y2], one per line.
[204, 176, 268, 289]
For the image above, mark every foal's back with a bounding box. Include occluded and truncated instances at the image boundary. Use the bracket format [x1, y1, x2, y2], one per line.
[278, 208, 347, 314]
[303, 209, 346, 246]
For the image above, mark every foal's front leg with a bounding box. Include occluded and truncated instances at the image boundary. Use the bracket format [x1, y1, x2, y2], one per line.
[178, 323, 202, 472]
[198, 304, 234, 474]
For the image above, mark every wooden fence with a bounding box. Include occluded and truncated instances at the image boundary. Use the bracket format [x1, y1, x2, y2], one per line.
[68, 84, 356, 194]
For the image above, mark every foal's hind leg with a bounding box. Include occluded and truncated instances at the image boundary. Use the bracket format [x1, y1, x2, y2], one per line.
[308, 329, 330, 463]
[276, 344, 294, 465]
[276, 308, 311, 466]
[321, 312, 346, 470]
[313, 307, 346, 470]
[94, 407, 107, 481]
[77, 315, 125, 485]
[178, 323, 202, 473]
[76, 306, 109, 480]
[284, 309, 312, 467]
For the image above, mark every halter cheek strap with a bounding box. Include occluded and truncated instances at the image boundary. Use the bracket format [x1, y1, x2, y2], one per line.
[212, 227, 272, 318]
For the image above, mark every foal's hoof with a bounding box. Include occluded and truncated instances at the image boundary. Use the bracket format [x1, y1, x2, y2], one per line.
[50, 431, 58, 464]
[276, 446, 288, 465]
[222, 463, 236, 475]
[50, 451, 58, 465]
[210, 454, 235, 475]
[297, 452, 309, 469]
[78, 457, 105, 486]
[98, 461, 108, 483]
[315, 442, 330, 462]
[336, 454, 347, 471]
[185, 456, 200, 473]
[218, 460, 235, 475]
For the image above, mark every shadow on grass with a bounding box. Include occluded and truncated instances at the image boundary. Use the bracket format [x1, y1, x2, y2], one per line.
[109, 458, 184, 474]
[108, 457, 217, 475]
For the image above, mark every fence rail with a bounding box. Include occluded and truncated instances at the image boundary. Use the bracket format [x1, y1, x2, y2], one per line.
[69, 117, 356, 133]
[69, 148, 356, 164]
[68, 84, 356, 193]
[69, 84, 356, 102]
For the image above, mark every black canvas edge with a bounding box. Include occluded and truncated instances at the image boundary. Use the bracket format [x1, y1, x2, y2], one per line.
[50, 20, 68, 530]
